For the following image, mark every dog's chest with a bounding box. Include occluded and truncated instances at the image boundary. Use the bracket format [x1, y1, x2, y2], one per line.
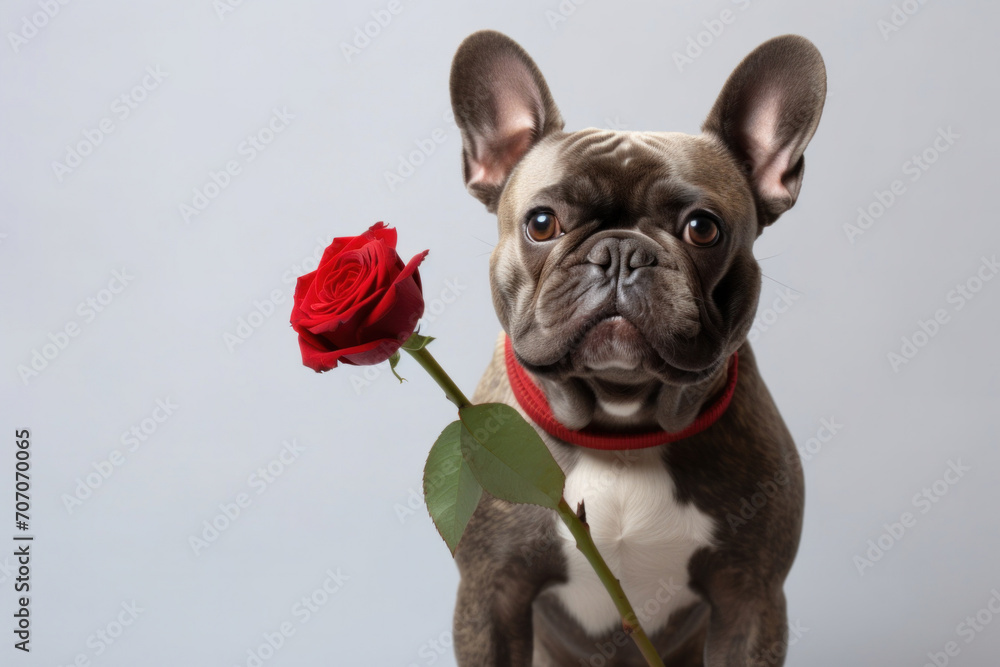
[551, 448, 716, 636]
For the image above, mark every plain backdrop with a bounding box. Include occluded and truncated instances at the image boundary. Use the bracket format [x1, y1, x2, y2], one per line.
[2, 1, 998, 665]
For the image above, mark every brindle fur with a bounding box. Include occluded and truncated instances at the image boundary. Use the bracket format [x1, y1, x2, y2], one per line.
[448, 30, 826, 666]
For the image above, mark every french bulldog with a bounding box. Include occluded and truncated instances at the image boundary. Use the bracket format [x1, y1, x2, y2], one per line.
[448, 30, 826, 666]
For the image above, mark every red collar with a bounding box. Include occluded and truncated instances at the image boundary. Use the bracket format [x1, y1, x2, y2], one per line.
[504, 335, 738, 451]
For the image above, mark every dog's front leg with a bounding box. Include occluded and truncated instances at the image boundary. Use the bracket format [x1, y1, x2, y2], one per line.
[451, 500, 560, 667]
[452, 570, 536, 667]
[702, 588, 790, 667]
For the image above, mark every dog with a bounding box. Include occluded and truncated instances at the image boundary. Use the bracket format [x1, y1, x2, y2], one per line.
[448, 30, 826, 666]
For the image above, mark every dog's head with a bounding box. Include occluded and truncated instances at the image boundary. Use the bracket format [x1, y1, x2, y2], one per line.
[450, 31, 825, 431]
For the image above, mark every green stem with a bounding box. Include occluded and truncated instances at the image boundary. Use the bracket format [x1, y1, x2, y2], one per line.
[556, 498, 666, 667]
[404, 337, 662, 666]
[403, 345, 472, 410]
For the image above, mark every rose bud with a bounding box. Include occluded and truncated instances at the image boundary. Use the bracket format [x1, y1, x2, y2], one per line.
[290, 222, 429, 371]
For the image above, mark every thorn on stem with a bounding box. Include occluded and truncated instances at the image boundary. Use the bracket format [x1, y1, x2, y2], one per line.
[576, 499, 587, 527]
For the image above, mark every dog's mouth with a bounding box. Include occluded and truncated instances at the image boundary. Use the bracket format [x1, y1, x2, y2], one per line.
[571, 315, 656, 373]
[517, 309, 724, 386]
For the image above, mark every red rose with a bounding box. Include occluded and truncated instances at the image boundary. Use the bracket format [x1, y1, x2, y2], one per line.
[290, 222, 429, 371]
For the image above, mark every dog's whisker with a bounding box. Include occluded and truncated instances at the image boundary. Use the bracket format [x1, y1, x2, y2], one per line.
[761, 273, 803, 295]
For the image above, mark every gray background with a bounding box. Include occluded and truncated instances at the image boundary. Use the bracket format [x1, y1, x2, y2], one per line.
[2, 0, 998, 665]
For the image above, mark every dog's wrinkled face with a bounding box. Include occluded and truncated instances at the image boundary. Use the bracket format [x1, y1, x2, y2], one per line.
[494, 129, 758, 381]
[451, 31, 825, 431]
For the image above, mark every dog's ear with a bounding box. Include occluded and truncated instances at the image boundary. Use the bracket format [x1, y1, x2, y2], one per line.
[702, 35, 826, 227]
[450, 30, 564, 212]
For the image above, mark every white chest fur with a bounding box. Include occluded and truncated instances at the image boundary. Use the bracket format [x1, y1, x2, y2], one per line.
[552, 448, 716, 636]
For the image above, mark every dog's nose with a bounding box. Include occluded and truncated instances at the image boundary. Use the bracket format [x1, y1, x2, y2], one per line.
[586, 237, 656, 278]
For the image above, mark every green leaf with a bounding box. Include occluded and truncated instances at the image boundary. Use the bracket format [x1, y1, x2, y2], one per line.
[459, 403, 566, 510]
[402, 333, 435, 352]
[388, 351, 405, 383]
[423, 421, 483, 555]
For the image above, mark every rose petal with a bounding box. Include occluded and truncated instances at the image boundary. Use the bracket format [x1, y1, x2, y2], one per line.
[301, 279, 390, 336]
[339, 337, 403, 366]
[290, 273, 319, 327]
[364, 221, 396, 249]
[296, 335, 401, 372]
[310, 246, 389, 320]
[290, 224, 427, 371]
[360, 249, 429, 331]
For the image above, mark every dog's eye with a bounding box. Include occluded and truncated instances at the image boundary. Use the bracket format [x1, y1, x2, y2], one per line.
[526, 211, 561, 242]
[683, 215, 721, 247]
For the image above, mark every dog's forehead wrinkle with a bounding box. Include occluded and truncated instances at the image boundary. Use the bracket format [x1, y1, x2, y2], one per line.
[518, 130, 747, 227]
